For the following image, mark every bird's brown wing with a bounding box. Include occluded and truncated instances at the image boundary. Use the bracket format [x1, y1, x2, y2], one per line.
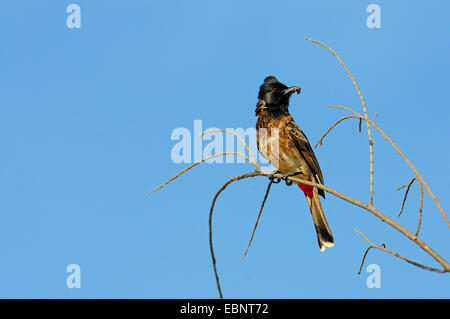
[285, 117, 325, 198]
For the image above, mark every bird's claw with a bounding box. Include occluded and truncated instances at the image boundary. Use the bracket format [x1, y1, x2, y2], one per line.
[268, 174, 281, 184]
[268, 171, 282, 184]
[281, 171, 303, 186]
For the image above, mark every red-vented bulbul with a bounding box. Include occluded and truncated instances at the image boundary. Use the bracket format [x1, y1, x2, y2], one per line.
[255, 76, 334, 252]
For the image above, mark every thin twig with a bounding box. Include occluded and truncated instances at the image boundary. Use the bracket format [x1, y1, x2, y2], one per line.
[397, 177, 416, 218]
[242, 179, 274, 260]
[315, 115, 361, 148]
[416, 179, 424, 236]
[146, 151, 261, 196]
[396, 177, 424, 235]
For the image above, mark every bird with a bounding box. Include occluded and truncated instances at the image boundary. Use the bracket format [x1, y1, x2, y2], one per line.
[255, 75, 334, 252]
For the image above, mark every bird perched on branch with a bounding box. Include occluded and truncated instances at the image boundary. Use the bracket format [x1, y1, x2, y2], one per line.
[255, 76, 334, 252]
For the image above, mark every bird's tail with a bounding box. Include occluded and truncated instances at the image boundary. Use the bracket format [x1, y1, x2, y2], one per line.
[305, 188, 334, 252]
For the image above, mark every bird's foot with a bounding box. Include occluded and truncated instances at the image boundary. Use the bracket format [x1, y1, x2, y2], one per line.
[281, 171, 303, 186]
[268, 171, 282, 184]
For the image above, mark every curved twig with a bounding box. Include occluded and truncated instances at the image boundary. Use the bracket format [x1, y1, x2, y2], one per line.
[357, 244, 386, 275]
[315, 115, 362, 148]
[145, 151, 262, 196]
[397, 177, 417, 218]
[208, 172, 262, 299]
[396, 177, 424, 236]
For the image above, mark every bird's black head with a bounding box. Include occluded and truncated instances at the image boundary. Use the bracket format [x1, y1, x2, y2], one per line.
[256, 76, 301, 116]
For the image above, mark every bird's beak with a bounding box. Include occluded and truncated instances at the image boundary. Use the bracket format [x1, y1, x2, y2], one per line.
[283, 86, 301, 95]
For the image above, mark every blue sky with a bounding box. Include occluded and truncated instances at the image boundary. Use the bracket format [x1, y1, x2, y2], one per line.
[0, 1, 449, 298]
